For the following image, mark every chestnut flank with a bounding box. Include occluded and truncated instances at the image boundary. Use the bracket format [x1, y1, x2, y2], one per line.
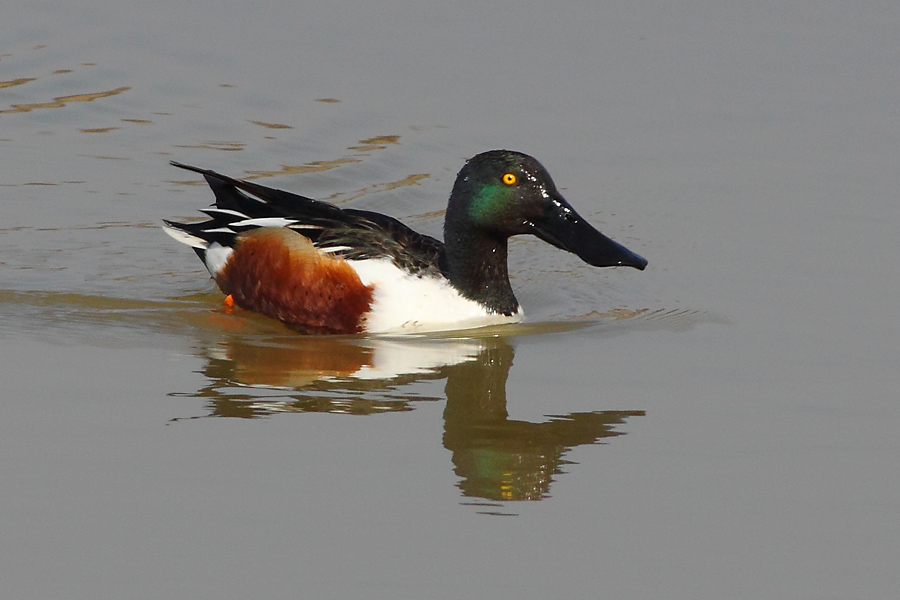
[217, 228, 374, 334]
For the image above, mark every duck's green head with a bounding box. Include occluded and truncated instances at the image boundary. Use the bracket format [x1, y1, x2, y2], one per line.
[446, 150, 647, 270]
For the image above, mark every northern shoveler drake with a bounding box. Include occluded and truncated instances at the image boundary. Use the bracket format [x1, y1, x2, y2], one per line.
[163, 150, 647, 335]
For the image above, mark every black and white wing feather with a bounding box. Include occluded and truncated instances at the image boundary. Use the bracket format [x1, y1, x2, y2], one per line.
[163, 162, 447, 277]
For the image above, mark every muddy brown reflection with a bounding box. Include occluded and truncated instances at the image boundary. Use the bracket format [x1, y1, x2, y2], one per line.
[175, 332, 644, 501]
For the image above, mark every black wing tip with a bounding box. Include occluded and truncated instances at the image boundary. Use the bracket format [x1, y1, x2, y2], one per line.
[162, 218, 199, 233]
[170, 161, 240, 191]
[170, 160, 232, 178]
[170, 160, 204, 173]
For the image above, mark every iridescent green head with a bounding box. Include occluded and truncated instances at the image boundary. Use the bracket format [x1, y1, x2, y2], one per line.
[444, 149, 647, 271]
[447, 150, 557, 234]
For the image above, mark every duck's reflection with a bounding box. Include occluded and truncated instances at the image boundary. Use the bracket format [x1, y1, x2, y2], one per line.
[181, 332, 643, 500]
[442, 342, 642, 500]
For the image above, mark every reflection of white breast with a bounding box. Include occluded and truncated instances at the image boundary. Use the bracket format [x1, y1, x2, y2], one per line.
[349, 257, 523, 334]
[352, 338, 484, 380]
[212, 335, 490, 390]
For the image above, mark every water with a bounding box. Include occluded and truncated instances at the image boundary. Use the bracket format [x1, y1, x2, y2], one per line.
[2, 2, 899, 598]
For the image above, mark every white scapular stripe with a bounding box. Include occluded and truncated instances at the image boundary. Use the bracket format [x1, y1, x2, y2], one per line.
[202, 208, 248, 219]
[162, 223, 207, 249]
[231, 217, 298, 228]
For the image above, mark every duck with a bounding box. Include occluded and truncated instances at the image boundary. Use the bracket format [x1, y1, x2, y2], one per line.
[163, 150, 647, 335]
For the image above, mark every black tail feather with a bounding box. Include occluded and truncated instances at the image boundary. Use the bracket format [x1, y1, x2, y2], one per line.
[170, 161, 345, 221]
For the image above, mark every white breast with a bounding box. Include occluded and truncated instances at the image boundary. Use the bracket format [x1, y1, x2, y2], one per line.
[348, 257, 523, 334]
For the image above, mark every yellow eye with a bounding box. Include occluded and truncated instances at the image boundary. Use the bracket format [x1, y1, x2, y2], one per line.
[502, 173, 517, 185]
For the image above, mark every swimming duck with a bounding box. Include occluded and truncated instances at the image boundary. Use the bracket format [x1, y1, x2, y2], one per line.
[164, 150, 647, 334]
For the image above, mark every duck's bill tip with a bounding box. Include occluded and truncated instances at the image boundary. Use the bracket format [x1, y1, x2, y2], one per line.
[619, 249, 648, 270]
[529, 195, 647, 271]
[576, 234, 647, 270]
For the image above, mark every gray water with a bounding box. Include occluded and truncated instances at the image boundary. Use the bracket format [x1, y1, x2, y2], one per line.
[2, 2, 898, 598]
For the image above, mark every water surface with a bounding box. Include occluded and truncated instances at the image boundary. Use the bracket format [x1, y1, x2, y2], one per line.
[2, 2, 899, 598]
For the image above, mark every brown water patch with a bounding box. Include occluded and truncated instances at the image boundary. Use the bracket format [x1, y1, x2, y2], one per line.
[249, 120, 293, 129]
[0, 86, 130, 114]
[0, 78, 36, 89]
[329, 172, 429, 204]
[174, 141, 246, 152]
[242, 157, 361, 180]
[349, 135, 401, 151]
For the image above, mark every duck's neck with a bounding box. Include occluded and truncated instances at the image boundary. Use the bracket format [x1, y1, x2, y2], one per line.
[443, 227, 520, 316]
